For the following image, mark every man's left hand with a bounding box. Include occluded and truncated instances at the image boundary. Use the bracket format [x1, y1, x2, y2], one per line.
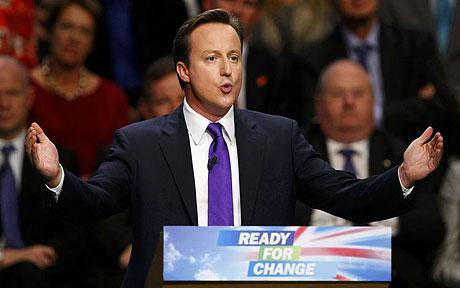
[399, 126, 443, 188]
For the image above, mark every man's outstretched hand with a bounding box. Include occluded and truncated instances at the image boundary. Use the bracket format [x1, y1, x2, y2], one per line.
[399, 127, 444, 188]
[26, 123, 61, 187]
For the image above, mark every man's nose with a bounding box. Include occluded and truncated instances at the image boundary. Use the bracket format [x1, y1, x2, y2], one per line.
[220, 59, 232, 76]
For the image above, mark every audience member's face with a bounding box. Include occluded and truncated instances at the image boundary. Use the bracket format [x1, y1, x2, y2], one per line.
[0, 63, 33, 140]
[142, 73, 184, 119]
[335, 0, 378, 21]
[50, 4, 95, 67]
[177, 23, 242, 121]
[316, 61, 374, 142]
[213, 0, 260, 34]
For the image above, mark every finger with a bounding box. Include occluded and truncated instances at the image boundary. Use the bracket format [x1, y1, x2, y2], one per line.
[429, 133, 443, 149]
[31, 122, 48, 143]
[415, 126, 433, 145]
[25, 131, 34, 155]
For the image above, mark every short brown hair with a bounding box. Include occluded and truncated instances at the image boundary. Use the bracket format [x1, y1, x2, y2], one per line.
[173, 8, 244, 88]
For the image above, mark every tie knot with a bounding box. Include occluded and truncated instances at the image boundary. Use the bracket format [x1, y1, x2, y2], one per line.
[207, 123, 224, 140]
[339, 148, 356, 160]
[353, 43, 372, 54]
[2, 144, 15, 160]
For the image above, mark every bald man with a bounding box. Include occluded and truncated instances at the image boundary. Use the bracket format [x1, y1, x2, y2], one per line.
[303, 59, 446, 288]
[0, 56, 83, 287]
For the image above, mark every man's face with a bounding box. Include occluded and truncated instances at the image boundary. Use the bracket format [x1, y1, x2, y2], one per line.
[335, 0, 378, 21]
[213, 0, 260, 34]
[51, 4, 95, 67]
[177, 23, 242, 120]
[142, 73, 184, 119]
[316, 62, 374, 140]
[0, 64, 33, 140]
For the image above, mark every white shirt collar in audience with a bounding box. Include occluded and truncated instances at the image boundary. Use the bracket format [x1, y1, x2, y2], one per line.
[325, 138, 369, 179]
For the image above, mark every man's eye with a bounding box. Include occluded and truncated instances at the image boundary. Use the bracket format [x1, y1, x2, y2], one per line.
[229, 55, 239, 63]
[206, 56, 217, 62]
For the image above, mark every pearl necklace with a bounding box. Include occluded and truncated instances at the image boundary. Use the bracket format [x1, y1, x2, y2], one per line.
[41, 57, 88, 101]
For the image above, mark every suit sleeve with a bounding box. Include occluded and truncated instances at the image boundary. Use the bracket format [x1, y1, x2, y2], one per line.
[51, 129, 135, 225]
[292, 120, 415, 223]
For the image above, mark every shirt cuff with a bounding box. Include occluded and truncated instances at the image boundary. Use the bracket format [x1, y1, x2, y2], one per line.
[398, 166, 414, 198]
[45, 165, 65, 201]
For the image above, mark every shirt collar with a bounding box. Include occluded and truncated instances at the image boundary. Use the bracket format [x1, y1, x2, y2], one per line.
[0, 129, 26, 155]
[0, 130, 26, 152]
[326, 138, 369, 156]
[342, 21, 380, 50]
[183, 98, 236, 145]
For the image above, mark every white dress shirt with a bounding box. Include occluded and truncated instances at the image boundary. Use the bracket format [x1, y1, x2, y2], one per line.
[0, 130, 26, 191]
[183, 99, 241, 226]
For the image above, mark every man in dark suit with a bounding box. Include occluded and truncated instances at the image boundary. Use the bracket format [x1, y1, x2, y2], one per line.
[298, 0, 457, 148]
[301, 59, 446, 287]
[26, 9, 444, 288]
[0, 56, 84, 287]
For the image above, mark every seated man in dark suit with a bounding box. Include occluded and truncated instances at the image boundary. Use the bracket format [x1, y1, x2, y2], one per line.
[302, 59, 446, 288]
[25, 9, 443, 288]
[0, 56, 85, 287]
[298, 0, 457, 150]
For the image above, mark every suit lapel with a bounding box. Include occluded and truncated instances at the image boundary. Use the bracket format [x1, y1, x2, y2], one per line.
[158, 106, 198, 225]
[234, 109, 265, 225]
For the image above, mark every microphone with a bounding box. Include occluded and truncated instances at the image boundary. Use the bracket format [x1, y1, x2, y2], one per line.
[208, 155, 218, 170]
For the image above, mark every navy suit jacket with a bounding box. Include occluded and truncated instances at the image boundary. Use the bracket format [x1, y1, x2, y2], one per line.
[52, 106, 414, 287]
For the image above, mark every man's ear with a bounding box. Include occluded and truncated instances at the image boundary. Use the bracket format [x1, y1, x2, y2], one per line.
[176, 62, 190, 84]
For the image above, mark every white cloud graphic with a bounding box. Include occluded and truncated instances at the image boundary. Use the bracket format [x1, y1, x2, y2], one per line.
[164, 243, 182, 272]
[194, 269, 226, 280]
[200, 253, 221, 268]
[164, 243, 198, 272]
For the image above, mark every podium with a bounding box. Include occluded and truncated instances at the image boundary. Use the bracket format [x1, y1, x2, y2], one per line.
[145, 227, 390, 288]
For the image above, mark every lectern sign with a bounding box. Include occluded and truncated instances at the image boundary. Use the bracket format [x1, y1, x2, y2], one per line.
[163, 226, 391, 281]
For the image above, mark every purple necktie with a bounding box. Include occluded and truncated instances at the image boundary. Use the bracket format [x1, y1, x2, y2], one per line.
[207, 123, 233, 226]
[339, 148, 357, 176]
[1, 145, 24, 248]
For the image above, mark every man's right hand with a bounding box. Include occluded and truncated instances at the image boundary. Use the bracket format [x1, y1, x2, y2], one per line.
[0, 245, 57, 270]
[26, 123, 61, 187]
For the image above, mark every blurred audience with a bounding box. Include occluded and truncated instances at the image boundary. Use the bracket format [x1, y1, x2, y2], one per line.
[138, 56, 184, 120]
[0, 55, 85, 288]
[298, 0, 457, 151]
[433, 156, 460, 287]
[0, 0, 37, 68]
[29, 0, 129, 179]
[380, 0, 460, 102]
[253, 0, 337, 56]
[302, 59, 446, 288]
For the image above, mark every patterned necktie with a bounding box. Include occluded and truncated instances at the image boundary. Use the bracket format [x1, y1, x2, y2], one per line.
[207, 123, 233, 226]
[339, 148, 357, 176]
[1, 145, 24, 248]
[353, 43, 372, 71]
